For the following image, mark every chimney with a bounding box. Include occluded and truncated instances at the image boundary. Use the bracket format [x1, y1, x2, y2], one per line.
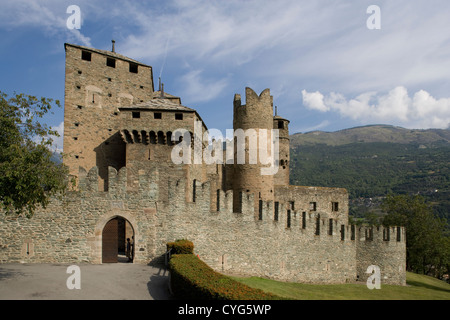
[111, 40, 115, 53]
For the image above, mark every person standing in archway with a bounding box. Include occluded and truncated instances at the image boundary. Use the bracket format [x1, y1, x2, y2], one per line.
[130, 236, 135, 263]
[126, 238, 132, 262]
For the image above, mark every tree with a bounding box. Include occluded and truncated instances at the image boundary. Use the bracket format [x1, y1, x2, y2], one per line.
[0, 91, 69, 217]
[382, 194, 449, 278]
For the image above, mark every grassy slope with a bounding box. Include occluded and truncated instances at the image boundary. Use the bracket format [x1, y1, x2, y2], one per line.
[233, 272, 450, 300]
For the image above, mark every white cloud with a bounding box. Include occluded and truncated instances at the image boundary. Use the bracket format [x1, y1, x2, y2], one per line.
[50, 121, 64, 154]
[177, 70, 229, 103]
[302, 86, 450, 129]
[301, 90, 328, 112]
[0, 0, 91, 46]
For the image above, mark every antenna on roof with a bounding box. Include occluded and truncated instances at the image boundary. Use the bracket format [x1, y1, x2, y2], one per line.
[161, 83, 165, 98]
[275, 106, 278, 116]
[158, 77, 162, 91]
[111, 40, 115, 53]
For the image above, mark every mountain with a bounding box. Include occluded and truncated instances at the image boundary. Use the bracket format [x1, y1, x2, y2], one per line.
[289, 125, 450, 225]
[290, 125, 450, 147]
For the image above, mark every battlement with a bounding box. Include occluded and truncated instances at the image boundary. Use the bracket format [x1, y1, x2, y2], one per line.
[233, 87, 273, 113]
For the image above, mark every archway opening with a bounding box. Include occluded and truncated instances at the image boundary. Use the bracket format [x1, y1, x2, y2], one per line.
[102, 216, 135, 263]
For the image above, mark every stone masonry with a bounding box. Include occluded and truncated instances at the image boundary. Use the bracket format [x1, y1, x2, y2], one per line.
[0, 43, 406, 286]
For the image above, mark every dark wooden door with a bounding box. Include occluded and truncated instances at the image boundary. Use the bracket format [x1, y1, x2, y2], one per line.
[102, 218, 118, 263]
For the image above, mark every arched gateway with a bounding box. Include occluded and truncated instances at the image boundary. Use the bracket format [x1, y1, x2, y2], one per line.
[102, 216, 135, 263]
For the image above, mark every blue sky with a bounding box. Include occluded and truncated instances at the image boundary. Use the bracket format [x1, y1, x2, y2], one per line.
[1, 0, 450, 152]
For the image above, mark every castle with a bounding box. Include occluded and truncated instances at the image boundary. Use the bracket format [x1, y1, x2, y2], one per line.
[0, 42, 406, 286]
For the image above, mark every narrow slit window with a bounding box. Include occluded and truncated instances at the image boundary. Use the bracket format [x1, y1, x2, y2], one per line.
[341, 225, 345, 241]
[302, 212, 306, 229]
[216, 189, 220, 212]
[351, 225, 355, 240]
[274, 202, 279, 221]
[192, 180, 197, 202]
[329, 219, 333, 235]
[315, 215, 320, 235]
[258, 200, 263, 220]
[287, 210, 291, 228]
[383, 227, 390, 241]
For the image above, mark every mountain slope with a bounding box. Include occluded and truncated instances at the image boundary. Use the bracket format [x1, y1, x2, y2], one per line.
[289, 125, 450, 223]
[290, 125, 450, 147]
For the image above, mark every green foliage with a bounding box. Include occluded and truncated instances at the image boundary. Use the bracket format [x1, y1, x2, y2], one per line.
[381, 194, 449, 279]
[169, 254, 282, 300]
[0, 91, 69, 217]
[167, 239, 194, 254]
[290, 141, 450, 224]
[234, 272, 450, 300]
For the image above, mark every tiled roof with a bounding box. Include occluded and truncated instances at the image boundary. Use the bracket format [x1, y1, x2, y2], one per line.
[119, 98, 195, 112]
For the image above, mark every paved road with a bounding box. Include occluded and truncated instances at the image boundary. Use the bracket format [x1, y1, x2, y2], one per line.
[0, 262, 172, 300]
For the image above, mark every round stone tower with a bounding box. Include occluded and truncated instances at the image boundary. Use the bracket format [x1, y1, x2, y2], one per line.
[232, 87, 275, 213]
[273, 111, 290, 186]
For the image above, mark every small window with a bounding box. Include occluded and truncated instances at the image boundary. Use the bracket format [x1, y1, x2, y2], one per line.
[341, 225, 345, 241]
[77, 105, 83, 109]
[106, 57, 116, 68]
[132, 111, 140, 119]
[310, 202, 317, 211]
[78, 70, 82, 75]
[129, 63, 138, 73]
[140, 85, 144, 89]
[81, 51, 91, 61]
[175, 113, 183, 120]
[332, 202, 339, 211]
[329, 219, 333, 235]
[73, 137, 78, 140]
[154, 112, 162, 119]
[351, 225, 355, 240]
[278, 121, 284, 129]
[108, 78, 112, 82]
[74, 123, 79, 127]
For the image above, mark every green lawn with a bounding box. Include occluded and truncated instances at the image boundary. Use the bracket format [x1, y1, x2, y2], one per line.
[233, 272, 450, 300]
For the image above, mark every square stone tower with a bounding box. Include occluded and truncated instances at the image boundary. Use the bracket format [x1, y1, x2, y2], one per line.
[63, 42, 155, 189]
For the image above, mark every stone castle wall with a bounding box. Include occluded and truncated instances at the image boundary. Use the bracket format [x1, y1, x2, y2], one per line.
[0, 166, 406, 285]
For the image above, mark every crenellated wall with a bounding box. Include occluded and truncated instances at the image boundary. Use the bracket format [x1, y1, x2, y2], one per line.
[0, 166, 406, 285]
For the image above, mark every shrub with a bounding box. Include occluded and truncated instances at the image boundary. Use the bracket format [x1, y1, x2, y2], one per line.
[166, 239, 194, 254]
[169, 254, 283, 300]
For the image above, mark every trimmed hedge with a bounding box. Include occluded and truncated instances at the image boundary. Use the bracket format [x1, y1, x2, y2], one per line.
[169, 254, 283, 300]
[167, 239, 194, 254]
